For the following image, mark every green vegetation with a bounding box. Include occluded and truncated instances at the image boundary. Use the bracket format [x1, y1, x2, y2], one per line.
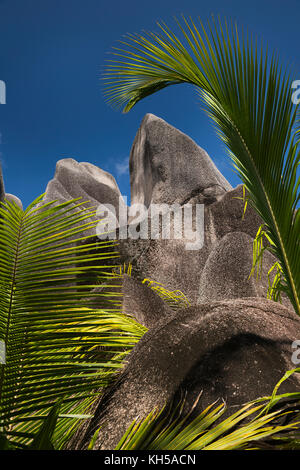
[0, 197, 145, 449]
[113, 384, 300, 450]
[0, 196, 299, 450]
[0, 16, 299, 450]
[103, 16, 300, 316]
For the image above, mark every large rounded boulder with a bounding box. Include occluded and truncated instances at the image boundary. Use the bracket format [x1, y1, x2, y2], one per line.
[70, 298, 300, 450]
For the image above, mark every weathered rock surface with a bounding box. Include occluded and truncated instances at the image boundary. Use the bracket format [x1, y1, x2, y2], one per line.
[43, 158, 127, 233]
[119, 184, 264, 304]
[85, 273, 173, 329]
[40, 117, 264, 306]
[5, 193, 23, 210]
[121, 275, 173, 328]
[198, 231, 288, 304]
[130, 113, 232, 208]
[71, 298, 300, 450]
[41, 158, 128, 247]
[207, 184, 263, 241]
[37, 114, 299, 451]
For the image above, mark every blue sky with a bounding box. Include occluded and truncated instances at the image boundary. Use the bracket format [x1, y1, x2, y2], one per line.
[0, 0, 299, 208]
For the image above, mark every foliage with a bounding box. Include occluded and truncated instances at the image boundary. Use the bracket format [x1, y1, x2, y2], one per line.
[114, 264, 191, 309]
[142, 279, 190, 309]
[0, 194, 299, 451]
[103, 16, 300, 315]
[114, 400, 297, 450]
[1, 15, 300, 449]
[250, 224, 286, 303]
[86, 370, 300, 450]
[0, 197, 146, 449]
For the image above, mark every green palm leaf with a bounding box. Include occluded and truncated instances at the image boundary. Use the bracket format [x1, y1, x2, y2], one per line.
[103, 17, 300, 314]
[0, 197, 147, 448]
[110, 395, 300, 450]
[86, 371, 300, 451]
[111, 369, 300, 450]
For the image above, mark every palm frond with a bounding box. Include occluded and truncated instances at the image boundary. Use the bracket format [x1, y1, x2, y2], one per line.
[111, 395, 300, 450]
[142, 278, 190, 309]
[112, 264, 191, 309]
[87, 370, 300, 451]
[0, 198, 146, 447]
[104, 17, 300, 315]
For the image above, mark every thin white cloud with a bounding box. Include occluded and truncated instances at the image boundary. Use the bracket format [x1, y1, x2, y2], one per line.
[115, 156, 129, 177]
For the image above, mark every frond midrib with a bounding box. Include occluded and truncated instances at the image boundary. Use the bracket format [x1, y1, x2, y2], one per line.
[227, 112, 300, 315]
[0, 210, 24, 425]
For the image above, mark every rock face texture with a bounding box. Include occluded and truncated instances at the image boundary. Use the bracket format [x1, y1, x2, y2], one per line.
[40, 158, 128, 251]
[73, 299, 300, 450]
[197, 231, 290, 306]
[44, 158, 123, 210]
[5, 193, 23, 210]
[130, 113, 232, 207]
[85, 274, 173, 329]
[118, 184, 264, 304]
[43, 158, 126, 237]
[121, 275, 173, 328]
[40, 114, 299, 449]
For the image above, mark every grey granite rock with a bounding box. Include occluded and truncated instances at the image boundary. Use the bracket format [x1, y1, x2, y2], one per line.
[40, 123, 262, 305]
[70, 298, 300, 450]
[198, 231, 291, 307]
[84, 273, 173, 329]
[43, 116, 300, 451]
[0, 164, 22, 209]
[207, 184, 263, 241]
[44, 158, 126, 215]
[130, 113, 232, 208]
[121, 274, 173, 328]
[43, 158, 127, 239]
[119, 185, 264, 304]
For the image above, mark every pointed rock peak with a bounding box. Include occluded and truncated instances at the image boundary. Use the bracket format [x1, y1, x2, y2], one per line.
[142, 113, 163, 124]
[55, 158, 121, 194]
[5, 194, 23, 210]
[43, 158, 126, 232]
[129, 114, 232, 208]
